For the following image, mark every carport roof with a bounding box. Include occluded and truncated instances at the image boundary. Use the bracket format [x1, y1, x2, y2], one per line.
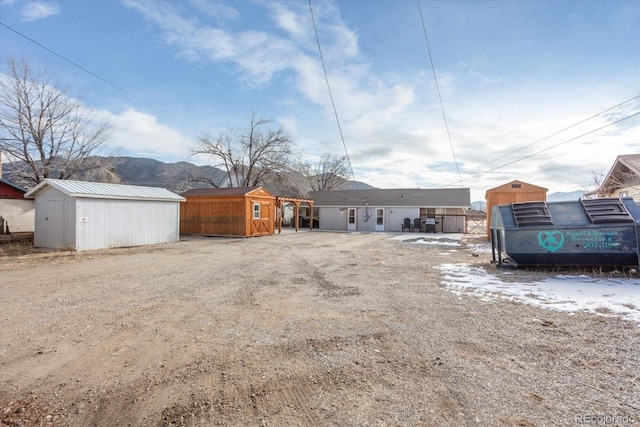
[307, 188, 470, 207]
[24, 179, 185, 202]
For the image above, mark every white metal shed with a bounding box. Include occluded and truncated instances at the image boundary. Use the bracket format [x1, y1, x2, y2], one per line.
[24, 179, 185, 251]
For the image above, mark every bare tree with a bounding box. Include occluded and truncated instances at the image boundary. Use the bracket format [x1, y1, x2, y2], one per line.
[304, 153, 351, 191]
[0, 57, 112, 187]
[191, 113, 297, 187]
[589, 167, 640, 199]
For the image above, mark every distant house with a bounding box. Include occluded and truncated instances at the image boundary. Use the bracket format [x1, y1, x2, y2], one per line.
[25, 179, 185, 251]
[0, 178, 35, 236]
[307, 188, 470, 233]
[592, 154, 640, 203]
[485, 180, 548, 239]
[180, 187, 276, 237]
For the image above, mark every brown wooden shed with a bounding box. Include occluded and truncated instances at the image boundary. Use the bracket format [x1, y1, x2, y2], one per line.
[180, 186, 275, 237]
[485, 180, 548, 239]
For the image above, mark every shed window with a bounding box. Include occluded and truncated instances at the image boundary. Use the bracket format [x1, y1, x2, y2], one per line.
[511, 183, 521, 189]
[253, 203, 261, 219]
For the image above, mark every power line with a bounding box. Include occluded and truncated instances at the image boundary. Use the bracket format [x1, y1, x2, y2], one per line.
[484, 95, 640, 167]
[308, 0, 355, 182]
[0, 21, 153, 108]
[485, 110, 640, 173]
[417, 0, 462, 184]
[436, 108, 640, 188]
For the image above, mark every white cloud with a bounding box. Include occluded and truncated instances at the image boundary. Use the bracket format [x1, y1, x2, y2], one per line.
[99, 108, 192, 160]
[20, 1, 59, 21]
[120, 0, 639, 201]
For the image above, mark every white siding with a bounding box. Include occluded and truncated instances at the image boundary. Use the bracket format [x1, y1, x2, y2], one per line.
[32, 185, 181, 251]
[317, 208, 347, 230]
[319, 207, 422, 232]
[0, 199, 35, 232]
[386, 208, 420, 232]
[75, 198, 180, 251]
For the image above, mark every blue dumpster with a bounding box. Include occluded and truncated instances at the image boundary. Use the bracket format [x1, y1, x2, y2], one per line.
[490, 198, 640, 269]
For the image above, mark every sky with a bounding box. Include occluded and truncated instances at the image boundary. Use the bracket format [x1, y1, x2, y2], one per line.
[392, 234, 640, 324]
[0, 0, 638, 202]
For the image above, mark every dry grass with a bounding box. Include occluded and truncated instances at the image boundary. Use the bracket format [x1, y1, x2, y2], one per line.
[0, 240, 37, 256]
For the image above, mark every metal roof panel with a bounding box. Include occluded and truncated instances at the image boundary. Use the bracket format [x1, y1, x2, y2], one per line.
[25, 179, 185, 201]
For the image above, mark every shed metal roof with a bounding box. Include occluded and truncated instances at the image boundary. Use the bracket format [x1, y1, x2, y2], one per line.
[306, 188, 470, 207]
[24, 179, 185, 202]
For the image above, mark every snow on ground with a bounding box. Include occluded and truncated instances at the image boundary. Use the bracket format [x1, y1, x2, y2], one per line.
[396, 233, 640, 323]
[436, 263, 640, 323]
[391, 233, 463, 246]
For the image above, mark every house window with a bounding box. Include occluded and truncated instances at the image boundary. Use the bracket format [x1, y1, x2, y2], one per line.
[253, 203, 261, 219]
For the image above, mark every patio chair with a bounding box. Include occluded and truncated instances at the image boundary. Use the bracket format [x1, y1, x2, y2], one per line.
[413, 218, 421, 232]
[401, 218, 411, 232]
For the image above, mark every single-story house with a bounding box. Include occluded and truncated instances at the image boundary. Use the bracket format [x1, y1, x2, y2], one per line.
[0, 178, 35, 236]
[180, 186, 275, 237]
[306, 188, 470, 233]
[24, 179, 185, 251]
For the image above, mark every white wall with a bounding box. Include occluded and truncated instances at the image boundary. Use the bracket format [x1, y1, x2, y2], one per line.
[75, 198, 180, 251]
[0, 199, 35, 232]
[385, 208, 420, 232]
[317, 207, 347, 230]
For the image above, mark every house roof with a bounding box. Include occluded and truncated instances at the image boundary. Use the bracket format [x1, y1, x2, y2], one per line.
[24, 179, 185, 202]
[180, 186, 274, 198]
[0, 178, 27, 194]
[306, 188, 470, 207]
[601, 154, 640, 191]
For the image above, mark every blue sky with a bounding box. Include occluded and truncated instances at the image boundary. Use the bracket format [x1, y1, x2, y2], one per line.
[1, 0, 638, 201]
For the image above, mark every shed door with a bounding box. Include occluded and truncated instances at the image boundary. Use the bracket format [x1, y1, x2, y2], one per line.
[251, 202, 271, 236]
[45, 199, 65, 248]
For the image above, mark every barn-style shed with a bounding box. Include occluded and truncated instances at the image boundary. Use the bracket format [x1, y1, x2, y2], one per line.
[24, 179, 185, 251]
[180, 187, 275, 237]
[485, 180, 548, 239]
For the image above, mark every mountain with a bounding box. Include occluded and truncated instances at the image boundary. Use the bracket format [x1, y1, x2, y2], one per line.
[1, 156, 374, 196]
[547, 190, 587, 201]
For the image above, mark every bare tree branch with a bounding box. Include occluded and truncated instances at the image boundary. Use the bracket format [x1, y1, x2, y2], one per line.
[0, 57, 112, 187]
[305, 153, 351, 191]
[190, 112, 297, 188]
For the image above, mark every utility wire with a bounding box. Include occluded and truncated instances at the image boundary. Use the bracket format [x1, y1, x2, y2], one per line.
[0, 21, 153, 108]
[436, 109, 640, 188]
[417, 0, 462, 184]
[485, 110, 640, 173]
[484, 95, 640, 167]
[308, 0, 355, 182]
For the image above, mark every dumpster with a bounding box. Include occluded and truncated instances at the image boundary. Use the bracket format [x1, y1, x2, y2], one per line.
[490, 198, 640, 269]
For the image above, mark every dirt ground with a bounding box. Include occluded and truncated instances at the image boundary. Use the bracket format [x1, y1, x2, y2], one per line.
[1, 231, 638, 427]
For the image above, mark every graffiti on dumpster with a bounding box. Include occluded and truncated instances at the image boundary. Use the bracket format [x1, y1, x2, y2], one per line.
[538, 231, 565, 252]
[565, 229, 621, 250]
[537, 229, 623, 252]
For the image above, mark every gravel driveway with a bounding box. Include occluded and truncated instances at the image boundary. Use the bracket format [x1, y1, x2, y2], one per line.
[1, 231, 638, 426]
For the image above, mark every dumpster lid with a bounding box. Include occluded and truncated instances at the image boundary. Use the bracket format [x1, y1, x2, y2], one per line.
[580, 198, 634, 223]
